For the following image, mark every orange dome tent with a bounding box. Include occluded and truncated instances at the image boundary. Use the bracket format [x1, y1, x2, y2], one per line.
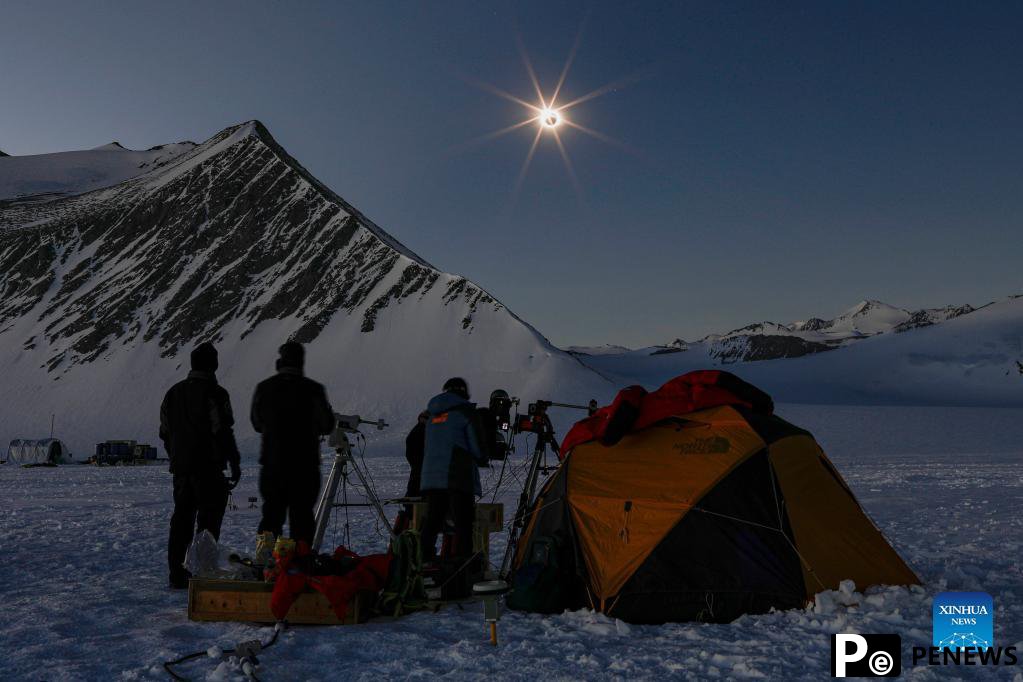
[507, 370, 918, 624]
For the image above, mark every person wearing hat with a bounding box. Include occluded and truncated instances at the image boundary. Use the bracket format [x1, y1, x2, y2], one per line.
[419, 377, 488, 564]
[160, 341, 242, 589]
[250, 341, 335, 547]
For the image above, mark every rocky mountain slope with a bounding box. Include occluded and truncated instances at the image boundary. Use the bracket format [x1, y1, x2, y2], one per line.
[0, 121, 609, 454]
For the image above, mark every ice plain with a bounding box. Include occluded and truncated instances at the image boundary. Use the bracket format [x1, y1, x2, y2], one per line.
[1, 403, 1021, 681]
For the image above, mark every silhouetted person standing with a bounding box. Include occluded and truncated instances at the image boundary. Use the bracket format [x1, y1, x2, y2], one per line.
[405, 410, 430, 501]
[251, 342, 335, 546]
[392, 410, 429, 533]
[420, 377, 487, 562]
[160, 342, 241, 589]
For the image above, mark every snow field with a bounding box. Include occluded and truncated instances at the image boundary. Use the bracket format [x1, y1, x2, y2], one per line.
[1, 405, 1020, 680]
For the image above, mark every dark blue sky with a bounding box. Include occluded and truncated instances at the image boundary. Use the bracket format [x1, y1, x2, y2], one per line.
[2, 1, 1021, 347]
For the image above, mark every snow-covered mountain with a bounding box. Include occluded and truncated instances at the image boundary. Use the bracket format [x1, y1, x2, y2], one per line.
[574, 295, 1023, 406]
[0, 141, 197, 203]
[635, 299, 980, 364]
[0, 121, 609, 454]
[792, 299, 913, 338]
[891, 304, 975, 333]
[565, 343, 633, 356]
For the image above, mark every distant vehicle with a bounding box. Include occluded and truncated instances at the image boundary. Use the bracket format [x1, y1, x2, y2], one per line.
[4, 439, 73, 466]
[90, 440, 160, 465]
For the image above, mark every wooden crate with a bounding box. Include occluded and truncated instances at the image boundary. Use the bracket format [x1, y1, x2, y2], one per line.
[187, 578, 374, 625]
[408, 502, 503, 530]
[408, 502, 504, 565]
[475, 502, 504, 532]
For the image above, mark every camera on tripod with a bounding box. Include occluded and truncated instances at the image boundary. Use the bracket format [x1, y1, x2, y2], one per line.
[482, 390, 517, 461]
[315, 413, 393, 551]
[515, 400, 553, 436]
[490, 392, 514, 433]
[497, 395, 598, 580]
[328, 414, 388, 449]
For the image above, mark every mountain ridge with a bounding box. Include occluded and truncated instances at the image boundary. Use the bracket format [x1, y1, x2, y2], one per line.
[565, 297, 999, 366]
[665, 298, 978, 363]
[574, 294, 1023, 407]
[0, 120, 608, 453]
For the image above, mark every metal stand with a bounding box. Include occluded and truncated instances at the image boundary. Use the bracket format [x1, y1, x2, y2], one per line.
[499, 414, 560, 580]
[312, 417, 395, 553]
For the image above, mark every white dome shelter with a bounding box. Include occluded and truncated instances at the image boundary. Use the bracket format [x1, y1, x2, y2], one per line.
[5, 439, 73, 466]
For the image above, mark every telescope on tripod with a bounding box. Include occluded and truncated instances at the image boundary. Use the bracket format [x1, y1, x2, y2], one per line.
[311, 413, 394, 553]
[497, 398, 597, 581]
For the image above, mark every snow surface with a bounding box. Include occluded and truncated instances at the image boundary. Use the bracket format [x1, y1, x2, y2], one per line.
[1, 404, 1020, 680]
[0, 142, 196, 202]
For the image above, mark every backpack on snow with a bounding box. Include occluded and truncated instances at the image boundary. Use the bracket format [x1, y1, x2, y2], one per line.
[376, 529, 429, 617]
[506, 533, 571, 614]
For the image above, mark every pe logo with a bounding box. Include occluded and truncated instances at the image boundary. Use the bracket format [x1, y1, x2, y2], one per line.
[831, 634, 901, 677]
[933, 591, 993, 650]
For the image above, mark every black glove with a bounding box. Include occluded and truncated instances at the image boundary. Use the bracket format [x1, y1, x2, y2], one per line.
[227, 463, 241, 490]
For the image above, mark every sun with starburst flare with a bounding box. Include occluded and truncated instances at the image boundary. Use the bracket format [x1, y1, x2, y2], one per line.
[461, 25, 641, 200]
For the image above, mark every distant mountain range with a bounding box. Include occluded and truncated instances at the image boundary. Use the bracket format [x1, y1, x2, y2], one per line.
[568, 299, 981, 364]
[568, 295, 1023, 407]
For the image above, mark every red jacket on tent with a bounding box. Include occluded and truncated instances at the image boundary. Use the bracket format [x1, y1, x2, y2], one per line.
[560, 370, 774, 456]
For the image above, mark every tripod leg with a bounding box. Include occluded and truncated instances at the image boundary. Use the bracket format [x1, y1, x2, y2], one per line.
[312, 440, 350, 552]
[341, 466, 351, 548]
[499, 446, 544, 579]
[346, 455, 397, 541]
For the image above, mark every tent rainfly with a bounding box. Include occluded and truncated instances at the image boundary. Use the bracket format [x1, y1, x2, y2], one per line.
[5, 439, 73, 465]
[507, 370, 919, 624]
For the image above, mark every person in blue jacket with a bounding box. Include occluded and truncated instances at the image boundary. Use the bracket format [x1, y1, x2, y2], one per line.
[419, 377, 488, 562]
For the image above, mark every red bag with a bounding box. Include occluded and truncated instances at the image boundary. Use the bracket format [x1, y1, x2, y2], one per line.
[270, 544, 392, 621]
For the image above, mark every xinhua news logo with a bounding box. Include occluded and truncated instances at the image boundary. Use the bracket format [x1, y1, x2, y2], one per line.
[831, 634, 901, 677]
[932, 591, 992, 650]
[910, 591, 1018, 667]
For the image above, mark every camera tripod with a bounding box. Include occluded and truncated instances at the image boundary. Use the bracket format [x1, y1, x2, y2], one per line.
[499, 410, 560, 580]
[496, 397, 598, 580]
[311, 415, 395, 553]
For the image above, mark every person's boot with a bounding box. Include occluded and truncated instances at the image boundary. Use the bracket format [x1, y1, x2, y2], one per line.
[169, 567, 192, 590]
[439, 555, 473, 600]
[254, 531, 275, 566]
